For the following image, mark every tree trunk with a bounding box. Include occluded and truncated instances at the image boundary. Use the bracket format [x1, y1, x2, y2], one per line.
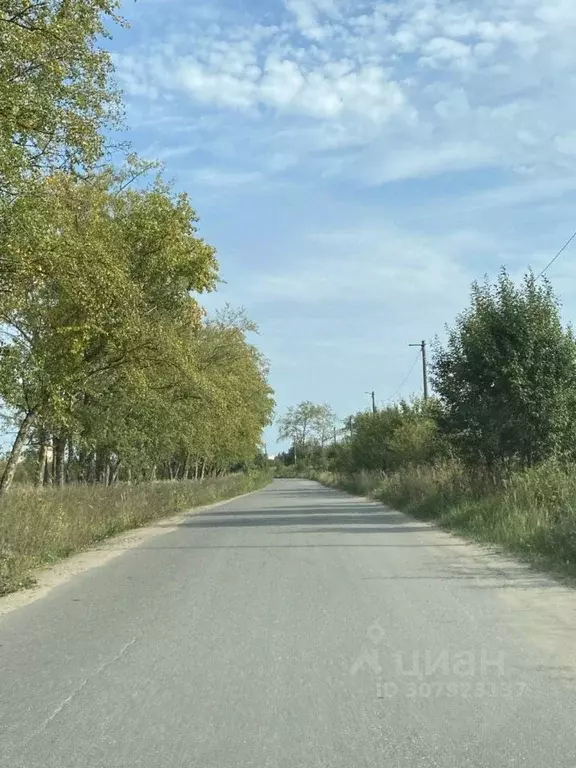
[0, 409, 37, 496]
[44, 436, 53, 486]
[95, 452, 107, 484]
[54, 436, 66, 487]
[194, 460, 199, 480]
[85, 451, 97, 484]
[111, 460, 121, 485]
[66, 439, 74, 484]
[35, 429, 48, 488]
[200, 459, 206, 481]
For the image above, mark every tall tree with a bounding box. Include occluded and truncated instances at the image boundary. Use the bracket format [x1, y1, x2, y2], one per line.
[277, 401, 336, 460]
[313, 404, 338, 448]
[0, 164, 219, 493]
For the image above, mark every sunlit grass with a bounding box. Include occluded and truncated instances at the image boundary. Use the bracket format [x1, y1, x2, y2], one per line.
[0, 472, 271, 596]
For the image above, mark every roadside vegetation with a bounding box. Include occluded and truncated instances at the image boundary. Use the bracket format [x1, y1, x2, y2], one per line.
[0, 471, 270, 596]
[276, 271, 576, 579]
[0, 2, 274, 594]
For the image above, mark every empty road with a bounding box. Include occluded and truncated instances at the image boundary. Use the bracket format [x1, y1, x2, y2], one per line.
[2, 479, 576, 767]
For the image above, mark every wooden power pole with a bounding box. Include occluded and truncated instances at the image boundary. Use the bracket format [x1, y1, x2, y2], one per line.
[365, 391, 377, 414]
[409, 340, 429, 400]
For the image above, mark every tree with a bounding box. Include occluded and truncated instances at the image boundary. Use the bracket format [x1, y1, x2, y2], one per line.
[0, 163, 220, 493]
[0, 0, 123, 192]
[387, 399, 444, 467]
[432, 269, 576, 470]
[326, 398, 443, 474]
[277, 401, 335, 461]
[314, 404, 338, 448]
[346, 408, 404, 472]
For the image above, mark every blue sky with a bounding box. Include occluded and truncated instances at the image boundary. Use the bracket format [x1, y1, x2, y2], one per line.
[111, 0, 576, 450]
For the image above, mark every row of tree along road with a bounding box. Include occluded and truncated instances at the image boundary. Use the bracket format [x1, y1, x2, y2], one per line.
[277, 271, 576, 577]
[0, 1, 274, 595]
[0, 2, 274, 496]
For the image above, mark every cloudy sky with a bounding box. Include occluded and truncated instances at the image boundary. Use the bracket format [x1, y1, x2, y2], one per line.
[111, 0, 576, 448]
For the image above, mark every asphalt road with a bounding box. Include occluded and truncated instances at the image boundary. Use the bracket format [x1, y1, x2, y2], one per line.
[2, 479, 576, 767]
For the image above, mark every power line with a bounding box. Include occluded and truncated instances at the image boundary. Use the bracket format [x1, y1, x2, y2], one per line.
[385, 351, 421, 404]
[536, 229, 576, 280]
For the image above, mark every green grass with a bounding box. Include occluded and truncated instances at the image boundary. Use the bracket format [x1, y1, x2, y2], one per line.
[307, 462, 576, 580]
[0, 471, 271, 596]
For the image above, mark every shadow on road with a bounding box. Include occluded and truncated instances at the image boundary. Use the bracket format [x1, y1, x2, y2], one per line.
[178, 501, 427, 533]
[143, 481, 568, 592]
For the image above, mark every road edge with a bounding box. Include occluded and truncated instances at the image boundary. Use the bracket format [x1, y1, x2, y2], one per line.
[0, 485, 266, 619]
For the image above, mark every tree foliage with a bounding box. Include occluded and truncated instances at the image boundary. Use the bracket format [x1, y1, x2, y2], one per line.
[330, 399, 443, 474]
[277, 398, 442, 474]
[278, 271, 576, 499]
[0, 0, 274, 495]
[433, 270, 576, 469]
[0, 167, 273, 492]
[0, 0, 123, 192]
[277, 401, 337, 460]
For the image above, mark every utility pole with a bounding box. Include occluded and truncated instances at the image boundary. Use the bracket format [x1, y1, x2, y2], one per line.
[344, 416, 354, 438]
[365, 391, 377, 414]
[409, 340, 429, 400]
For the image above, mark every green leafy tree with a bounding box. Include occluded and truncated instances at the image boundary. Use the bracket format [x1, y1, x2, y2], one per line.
[433, 269, 576, 469]
[387, 399, 444, 467]
[277, 401, 335, 462]
[314, 404, 338, 448]
[347, 408, 404, 472]
[0, 0, 123, 192]
[329, 398, 443, 474]
[0, 163, 219, 492]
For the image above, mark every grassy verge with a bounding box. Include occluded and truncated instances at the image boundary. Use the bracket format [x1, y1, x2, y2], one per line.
[307, 462, 576, 580]
[0, 471, 271, 596]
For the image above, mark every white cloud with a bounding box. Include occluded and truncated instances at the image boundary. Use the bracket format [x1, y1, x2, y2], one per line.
[112, 0, 576, 437]
[420, 37, 472, 68]
[464, 176, 576, 211]
[191, 168, 263, 187]
[364, 141, 497, 184]
[284, 0, 341, 39]
[178, 59, 258, 109]
[173, 51, 408, 123]
[245, 224, 483, 307]
[115, 0, 576, 189]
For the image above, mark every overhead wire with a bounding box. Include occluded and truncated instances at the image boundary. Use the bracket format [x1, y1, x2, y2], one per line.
[385, 350, 421, 404]
[374, 222, 576, 411]
[536, 229, 576, 280]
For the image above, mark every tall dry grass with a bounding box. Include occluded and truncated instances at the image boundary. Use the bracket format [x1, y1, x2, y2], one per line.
[0, 472, 270, 595]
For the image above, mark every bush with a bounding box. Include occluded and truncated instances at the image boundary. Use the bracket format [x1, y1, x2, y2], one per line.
[433, 270, 576, 469]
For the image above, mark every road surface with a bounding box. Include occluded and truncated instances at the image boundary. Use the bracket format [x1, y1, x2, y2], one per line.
[2, 479, 576, 767]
